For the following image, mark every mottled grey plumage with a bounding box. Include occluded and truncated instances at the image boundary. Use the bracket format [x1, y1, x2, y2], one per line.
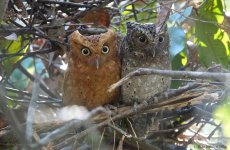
[121, 22, 171, 105]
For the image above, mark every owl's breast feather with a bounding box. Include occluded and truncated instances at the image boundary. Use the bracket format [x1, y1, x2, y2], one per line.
[63, 58, 121, 109]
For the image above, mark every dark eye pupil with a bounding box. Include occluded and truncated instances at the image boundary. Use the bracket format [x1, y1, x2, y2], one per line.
[139, 36, 146, 42]
[103, 47, 108, 52]
[159, 36, 164, 43]
[83, 49, 89, 55]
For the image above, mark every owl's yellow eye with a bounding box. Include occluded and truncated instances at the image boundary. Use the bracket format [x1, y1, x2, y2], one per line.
[81, 48, 91, 56]
[101, 45, 110, 54]
[138, 35, 146, 43]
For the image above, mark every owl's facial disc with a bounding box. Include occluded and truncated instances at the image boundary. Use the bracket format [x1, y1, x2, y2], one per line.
[93, 45, 110, 69]
[145, 35, 165, 57]
[81, 44, 111, 69]
[81, 47, 100, 69]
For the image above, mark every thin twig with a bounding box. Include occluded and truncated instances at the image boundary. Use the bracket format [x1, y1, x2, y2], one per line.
[131, 3, 138, 21]
[0, 49, 56, 59]
[17, 65, 57, 98]
[193, 106, 213, 119]
[207, 122, 222, 139]
[31, 119, 86, 148]
[97, 128, 105, 150]
[0, 85, 30, 148]
[0, 23, 91, 35]
[33, 32, 69, 47]
[146, 117, 198, 139]
[37, 0, 94, 8]
[5, 87, 61, 103]
[108, 122, 132, 138]
[126, 118, 140, 150]
[161, 2, 230, 28]
[187, 122, 206, 146]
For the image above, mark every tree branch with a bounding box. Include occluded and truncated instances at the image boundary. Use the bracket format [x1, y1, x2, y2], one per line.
[26, 77, 40, 143]
[51, 83, 205, 148]
[108, 68, 230, 92]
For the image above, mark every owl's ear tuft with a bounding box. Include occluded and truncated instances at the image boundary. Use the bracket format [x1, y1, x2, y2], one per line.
[156, 24, 167, 34]
[104, 29, 117, 41]
[69, 31, 80, 43]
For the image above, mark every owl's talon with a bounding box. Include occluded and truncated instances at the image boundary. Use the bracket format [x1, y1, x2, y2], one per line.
[133, 102, 138, 113]
[153, 97, 159, 103]
[90, 106, 113, 117]
[143, 100, 148, 106]
[104, 104, 117, 114]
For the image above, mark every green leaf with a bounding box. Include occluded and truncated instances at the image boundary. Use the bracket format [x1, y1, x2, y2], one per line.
[0, 35, 29, 73]
[214, 98, 230, 148]
[171, 52, 187, 88]
[195, 0, 229, 67]
[136, 2, 157, 23]
[168, 27, 186, 57]
[117, 1, 158, 35]
[198, 0, 224, 24]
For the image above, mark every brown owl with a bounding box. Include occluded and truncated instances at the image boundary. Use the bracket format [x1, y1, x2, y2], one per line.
[121, 22, 171, 104]
[63, 29, 121, 109]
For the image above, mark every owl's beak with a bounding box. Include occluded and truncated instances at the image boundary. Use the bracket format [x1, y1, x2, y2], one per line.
[90, 56, 101, 69]
[92, 55, 100, 70]
[145, 48, 155, 57]
[95, 57, 100, 70]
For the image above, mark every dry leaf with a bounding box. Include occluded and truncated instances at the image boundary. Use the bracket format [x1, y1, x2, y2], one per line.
[81, 7, 117, 27]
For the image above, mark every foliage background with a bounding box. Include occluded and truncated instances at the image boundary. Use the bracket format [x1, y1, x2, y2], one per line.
[0, 0, 229, 149]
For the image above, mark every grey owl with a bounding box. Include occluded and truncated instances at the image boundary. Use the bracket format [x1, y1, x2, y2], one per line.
[121, 22, 171, 104]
